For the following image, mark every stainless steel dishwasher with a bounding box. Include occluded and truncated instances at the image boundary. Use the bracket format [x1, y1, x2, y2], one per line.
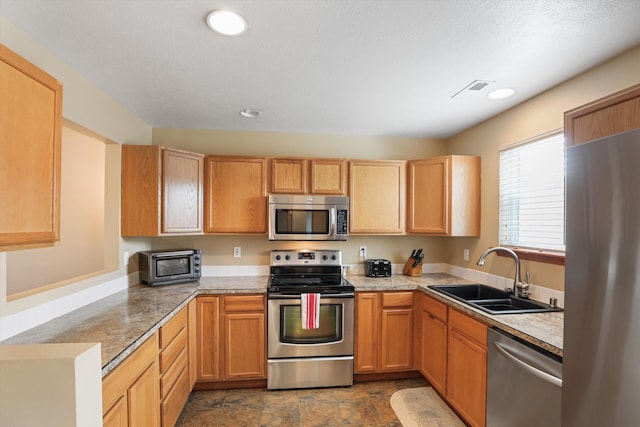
[487, 328, 562, 427]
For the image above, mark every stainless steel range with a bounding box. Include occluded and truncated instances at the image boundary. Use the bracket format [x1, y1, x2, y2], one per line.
[267, 249, 354, 390]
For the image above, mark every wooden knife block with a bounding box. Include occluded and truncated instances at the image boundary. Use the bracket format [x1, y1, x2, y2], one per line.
[402, 257, 423, 276]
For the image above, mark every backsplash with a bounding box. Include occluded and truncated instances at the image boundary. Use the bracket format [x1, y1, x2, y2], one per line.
[202, 262, 565, 308]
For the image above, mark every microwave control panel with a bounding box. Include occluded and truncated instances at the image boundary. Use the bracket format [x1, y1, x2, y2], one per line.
[336, 209, 348, 235]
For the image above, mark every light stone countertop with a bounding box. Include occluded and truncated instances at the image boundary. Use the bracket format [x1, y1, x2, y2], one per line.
[348, 273, 564, 357]
[1, 273, 563, 377]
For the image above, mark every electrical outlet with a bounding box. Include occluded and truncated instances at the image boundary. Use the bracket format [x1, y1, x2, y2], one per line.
[234, 247, 241, 258]
[123, 251, 130, 266]
[359, 246, 366, 258]
[463, 248, 469, 261]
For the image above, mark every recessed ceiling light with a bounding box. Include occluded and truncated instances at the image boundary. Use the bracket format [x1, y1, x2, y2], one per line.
[487, 88, 515, 99]
[206, 10, 247, 36]
[239, 109, 262, 118]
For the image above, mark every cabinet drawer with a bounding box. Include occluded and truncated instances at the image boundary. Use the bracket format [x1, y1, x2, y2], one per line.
[160, 363, 190, 427]
[160, 308, 187, 349]
[160, 327, 187, 373]
[422, 293, 447, 321]
[224, 295, 264, 312]
[382, 291, 413, 308]
[160, 347, 188, 399]
[449, 309, 487, 347]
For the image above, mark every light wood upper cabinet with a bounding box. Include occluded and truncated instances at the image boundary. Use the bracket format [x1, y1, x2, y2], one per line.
[270, 157, 347, 195]
[565, 83, 640, 146]
[407, 156, 480, 236]
[0, 44, 63, 249]
[270, 158, 307, 193]
[204, 156, 267, 233]
[121, 145, 204, 236]
[349, 160, 406, 234]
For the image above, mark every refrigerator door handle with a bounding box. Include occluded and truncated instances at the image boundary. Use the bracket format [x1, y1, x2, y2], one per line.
[493, 341, 563, 388]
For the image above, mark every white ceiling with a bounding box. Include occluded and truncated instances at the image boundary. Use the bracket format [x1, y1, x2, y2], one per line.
[2, 0, 640, 139]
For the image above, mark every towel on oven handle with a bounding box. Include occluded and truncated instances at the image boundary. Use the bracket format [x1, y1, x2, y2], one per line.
[301, 293, 320, 329]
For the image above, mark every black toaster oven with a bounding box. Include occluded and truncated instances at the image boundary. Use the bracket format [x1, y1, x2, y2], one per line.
[365, 259, 392, 277]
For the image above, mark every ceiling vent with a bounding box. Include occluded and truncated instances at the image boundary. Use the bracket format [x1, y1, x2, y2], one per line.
[451, 80, 494, 99]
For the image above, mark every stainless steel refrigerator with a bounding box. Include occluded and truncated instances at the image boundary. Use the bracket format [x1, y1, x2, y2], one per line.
[564, 127, 640, 426]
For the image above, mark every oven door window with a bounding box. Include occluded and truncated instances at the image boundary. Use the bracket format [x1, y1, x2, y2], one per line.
[280, 303, 342, 344]
[155, 257, 190, 277]
[275, 209, 329, 235]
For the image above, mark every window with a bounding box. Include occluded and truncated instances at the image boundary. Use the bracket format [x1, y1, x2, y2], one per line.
[499, 132, 565, 255]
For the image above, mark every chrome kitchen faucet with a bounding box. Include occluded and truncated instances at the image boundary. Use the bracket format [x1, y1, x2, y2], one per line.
[476, 247, 529, 298]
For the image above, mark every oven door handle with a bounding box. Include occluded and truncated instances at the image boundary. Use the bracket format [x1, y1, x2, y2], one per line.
[268, 293, 354, 299]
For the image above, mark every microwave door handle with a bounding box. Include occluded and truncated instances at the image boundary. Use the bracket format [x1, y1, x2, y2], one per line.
[330, 207, 336, 237]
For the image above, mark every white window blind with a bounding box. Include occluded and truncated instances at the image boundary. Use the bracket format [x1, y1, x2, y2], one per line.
[499, 132, 565, 252]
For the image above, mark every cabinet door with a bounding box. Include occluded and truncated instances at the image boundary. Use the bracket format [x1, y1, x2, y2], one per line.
[565, 83, 640, 146]
[162, 149, 203, 233]
[224, 312, 266, 379]
[310, 159, 347, 195]
[420, 309, 447, 394]
[349, 160, 406, 234]
[121, 145, 161, 236]
[408, 156, 480, 236]
[204, 156, 267, 233]
[0, 45, 62, 248]
[187, 299, 198, 389]
[196, 296, 220, 381]
[408, 158, 449, 234]
[270, 158, 307, 194]
[128, 363, 161, 427]
[447, 310, 487, 427]
[380, 308, 413, 371]
[354, 293, 378, 373]
[103, 397, 128, 427]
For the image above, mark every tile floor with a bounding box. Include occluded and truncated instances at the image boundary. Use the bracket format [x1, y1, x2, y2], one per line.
[176, 377, 429, 427]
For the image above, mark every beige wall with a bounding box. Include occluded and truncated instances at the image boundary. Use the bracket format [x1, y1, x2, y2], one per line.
[0, 18, 153, 322]
[445, 44, 640, 291]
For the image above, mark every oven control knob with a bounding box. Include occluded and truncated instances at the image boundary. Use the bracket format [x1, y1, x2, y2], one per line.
[275, 255, 281, 261]
[285, 255, 291, 260]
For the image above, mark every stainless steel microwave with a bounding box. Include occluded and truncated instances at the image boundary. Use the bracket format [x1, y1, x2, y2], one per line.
[139, 249, 201, 286]
[268, 195, 349, 241]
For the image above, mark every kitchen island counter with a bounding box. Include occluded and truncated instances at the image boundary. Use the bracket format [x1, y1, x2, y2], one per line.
[1, 276, 268, 376]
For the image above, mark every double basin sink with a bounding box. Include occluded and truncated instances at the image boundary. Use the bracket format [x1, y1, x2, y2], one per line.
[429, 284, 563, 315]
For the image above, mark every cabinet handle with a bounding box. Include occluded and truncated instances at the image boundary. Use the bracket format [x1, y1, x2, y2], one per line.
[493, 342, 562, 388]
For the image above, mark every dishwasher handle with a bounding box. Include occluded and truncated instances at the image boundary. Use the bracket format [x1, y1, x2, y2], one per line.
[493, 341, 563, 388]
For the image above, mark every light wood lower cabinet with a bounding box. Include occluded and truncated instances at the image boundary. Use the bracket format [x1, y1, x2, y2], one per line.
[355, 291, 413, 373]
[446, 308, 487, 427]
[102, 333, 160, 427]
[416, 293, 487, 427]
[417, 293, 448, 395]
[196, 295, 266, 384]
[158, 307, 190, 427]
